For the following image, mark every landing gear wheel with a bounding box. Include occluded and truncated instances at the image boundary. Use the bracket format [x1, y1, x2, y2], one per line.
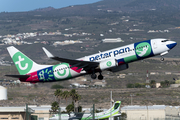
[91, 74, 97, 79]
[160, 57, 164, 61]
[98, 74, 104, 80]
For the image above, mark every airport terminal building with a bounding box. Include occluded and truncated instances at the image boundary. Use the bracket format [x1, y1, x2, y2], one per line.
[0, 105, 180, 120]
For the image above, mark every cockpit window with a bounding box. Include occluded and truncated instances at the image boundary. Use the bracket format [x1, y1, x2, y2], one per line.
[161, 40, 169, 42]
[114, 103, 120, 110]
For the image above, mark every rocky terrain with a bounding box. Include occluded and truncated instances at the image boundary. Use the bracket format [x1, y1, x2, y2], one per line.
[1, 86, 180, 109]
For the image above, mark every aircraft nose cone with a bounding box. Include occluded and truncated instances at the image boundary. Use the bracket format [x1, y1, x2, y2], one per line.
[166, 41, 177, 49]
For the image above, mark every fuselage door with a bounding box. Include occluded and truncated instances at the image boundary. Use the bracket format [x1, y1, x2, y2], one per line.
[152, 40, 157, 49]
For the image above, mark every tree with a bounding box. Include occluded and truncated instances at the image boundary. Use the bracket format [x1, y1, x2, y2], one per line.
[51, 101, 59, 113]
[78, 106, 82, 112]
[54, 89, 63, 107]
[134, 83, 141, 88]
[69, 89, 77, 103]
[160, 81, 165, 87]
[51, 84, 64, 89]
[66, 102, 74, 114]
[165, 80, 170, 87]
[61, 91, 70, 106]
[120, 112, 127, 120]
[69, 89, 81, 112]
[73, 94, 81, 112]
[150, 80, 156, 88]
[126, 83, 134, 88]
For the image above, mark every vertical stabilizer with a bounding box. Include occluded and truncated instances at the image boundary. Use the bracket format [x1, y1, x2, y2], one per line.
[94, 101, 121, 119]
[7, 46, 48, 75]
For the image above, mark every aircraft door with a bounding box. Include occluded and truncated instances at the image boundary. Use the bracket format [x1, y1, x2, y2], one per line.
[152, 40, 157, 49]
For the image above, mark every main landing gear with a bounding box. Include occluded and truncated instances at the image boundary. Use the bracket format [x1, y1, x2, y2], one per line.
[91, 73, 97, 79]
[98, 72, 103, 80]
[91, 72, 104, 80]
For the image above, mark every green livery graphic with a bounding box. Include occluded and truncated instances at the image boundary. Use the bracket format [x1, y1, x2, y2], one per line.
[57, 69, 66, 76]
[37, 67, 55, 82]
[124, 41, 152, 63]
[135, 42, 151, 57]
[12, 52, 33, 75]
[106, 61, 112, 67]
[53, 63, 72, 80]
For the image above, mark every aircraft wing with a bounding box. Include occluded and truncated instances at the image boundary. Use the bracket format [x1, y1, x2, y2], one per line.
[42, 47, 99, 71]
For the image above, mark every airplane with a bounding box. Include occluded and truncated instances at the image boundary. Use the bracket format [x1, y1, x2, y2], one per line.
[49, 101, 121, 120]
[5, 38, 176, 83]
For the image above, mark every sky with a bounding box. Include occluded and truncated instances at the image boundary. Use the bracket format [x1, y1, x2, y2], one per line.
[0, 0, 102, 12]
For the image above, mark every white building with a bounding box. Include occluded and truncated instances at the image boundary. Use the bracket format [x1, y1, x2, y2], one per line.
[102, 38, 124, 43]
[0, 86, 7, 100]
[121, 105, 166, 120]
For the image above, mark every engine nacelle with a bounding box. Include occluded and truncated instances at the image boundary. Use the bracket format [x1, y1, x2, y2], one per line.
[99, 59, 118, 70]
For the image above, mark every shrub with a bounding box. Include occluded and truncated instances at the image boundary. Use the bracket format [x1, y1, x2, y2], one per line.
[51, 101, 59, 112]
[121, 112, 127, 119]
[66, 103, 74, 113]
[126, 83, 134, 88]
[51, 84, 64, 89]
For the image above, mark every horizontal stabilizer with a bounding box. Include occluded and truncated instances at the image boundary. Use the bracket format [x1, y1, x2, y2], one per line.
[5, 75, 31, 79]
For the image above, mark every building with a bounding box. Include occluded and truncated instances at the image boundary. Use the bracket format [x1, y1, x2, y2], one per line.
[156, 83, 161, 88]
[117, 74, 126, 78]
[0, 105, 51, 120]
[121, 105, 166, 120]
[102, 38, 124, 43]
[165, 106, 180, 117]
[0, 107, 31, 120]
[0, 86, 7, 100]
[94, 81, 106, 87]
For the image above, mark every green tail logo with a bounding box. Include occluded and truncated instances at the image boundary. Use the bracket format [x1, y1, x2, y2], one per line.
[12, 52, 33, 75]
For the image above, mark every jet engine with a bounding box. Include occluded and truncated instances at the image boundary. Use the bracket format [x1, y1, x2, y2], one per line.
[99, 59, 118, 70]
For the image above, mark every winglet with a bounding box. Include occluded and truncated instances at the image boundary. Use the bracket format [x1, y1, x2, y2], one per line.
[42, 47, 54, 58]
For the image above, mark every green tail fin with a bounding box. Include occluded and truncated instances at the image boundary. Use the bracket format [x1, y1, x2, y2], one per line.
[7, 46, 37, 75]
